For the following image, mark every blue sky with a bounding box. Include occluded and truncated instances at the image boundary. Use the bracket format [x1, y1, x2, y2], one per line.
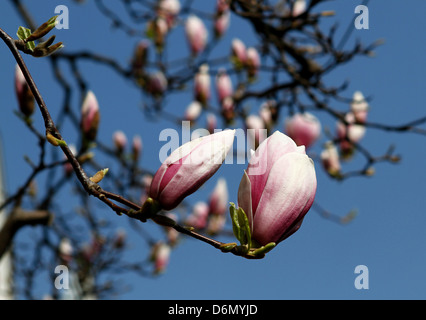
[0, 1, 426, 300]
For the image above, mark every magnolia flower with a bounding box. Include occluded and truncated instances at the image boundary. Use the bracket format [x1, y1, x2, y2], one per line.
[215, 68, 233, 103]
[146, 71, 168, 96]
[320, 141, 341, 178]
[150, 242, 171, 274]
[221, 96, 235, 122]
[231, 38, 247, 69]
[207, 213, 226, 235]
[350, 91, 369, 123]
[185, 201, 209, 229]
[208, 178, 228, 216]
[285, 112, 321, 149]
[336, 112, 366, 156]
[238, 131, 317, 246]
[246, 47, 260, 78]
[158, 0, 181, 28]
[132, 134, 143, 162]
[214, 10, 230, 38]
[113, 130, 128, 153]
[292, 0, 306, 16]
[149, 129, 236, 210]
[206, 113, 217, 134]
[14, 64, 34, 117]
[194, 64, 211, 105]
[80, 90, 100, 141]
[185, 15, 208, 55]
[184, 101, 202, 122]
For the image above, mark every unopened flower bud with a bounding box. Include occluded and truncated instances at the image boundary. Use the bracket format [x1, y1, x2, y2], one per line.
[231, 38, 246, 70]
[184, 101, 202, 122]
[320, 141, 341, 178]
[185, 15, 208, 55]
[80, 90, 100, 142]
[150, 242, 171, 274]
[208, 177, 228, 216]
[214, 10, 230, 38]
[246, 47, 260, 78]
[238, 131, 317, 246]
[194, 64, 211, 106]
[113, 130, 127, 153]
[149, 130, 235, 210]
[215, 68, 233, 103]
[14, 64, 34, 117]
[285, 112, 321, 149]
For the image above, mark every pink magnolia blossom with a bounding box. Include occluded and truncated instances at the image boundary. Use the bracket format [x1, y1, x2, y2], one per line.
[208, 178, 228, 216]
[194, 64, 211, 105]
[113, 130, 128, 152]
[158, 0, 181, 28]
[132, 134, 143, 161]
[238, 131, 317, 246]
[185, 15, 208, 55]
[320, 141, 341, 178]
[246, 47, 261, 77]
[185, 201, 209, 229]
[151, 242, 171, 274]
[292, 0, 306, 16]
[215, 68, 233, 103]
[80, 90, 100, 141]
[184, 101, 202, 121]
[221, 96, 235, 122]
[231, 38, 247, 68]
[214, 10, 230, 38]
[149, 129, 236, 210]
[206, 113, 217, 134]
[350, 91, 369, 123]
[336, 112, 366, 155]
[14, 64, 34, 117]
[285, 112, 321, 149]
[146, 71, 168, 96]
[206, 213, 226, 235]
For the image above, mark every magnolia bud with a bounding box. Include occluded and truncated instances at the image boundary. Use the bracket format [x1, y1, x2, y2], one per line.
[146, 71, 168, 96]
[208, 177, 228, 216]
[246, 47, 260, 78]
[238, 131, 317, 246]
[14, 64, 35, 117]
[185, 15, 208, 55]
[350, 91, 369, 123]
[320, 141, 341, 178]
[149, 130, 235, 210]
[216, 69, 233, 103]
[113, 130, 127, 153]
[214, 10, 230, 38]
[184, 101, 202, 122]
[194, 64, 211, 105]
[132, 134, 143, 162]
[231, 38, 247, 69]
[285, 112, 321, 149]
[80, 90, 100, 142]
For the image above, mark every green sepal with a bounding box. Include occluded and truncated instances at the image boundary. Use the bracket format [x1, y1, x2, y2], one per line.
[229, 202, 252, 249]
[250, 242, 276, 258]
[219, 242, 237, 253]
